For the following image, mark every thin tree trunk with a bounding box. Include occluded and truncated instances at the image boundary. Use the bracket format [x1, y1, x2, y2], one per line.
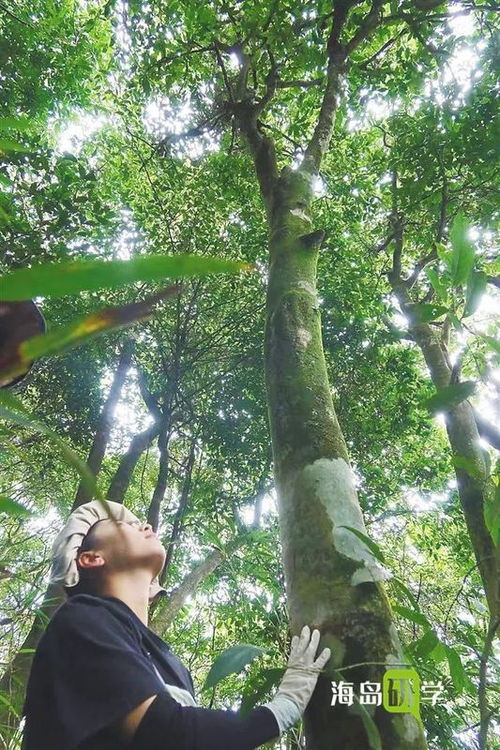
[159, 437, 197, 586]
[386, 166, 499, 621]
[392, 284, 498, 620]
[74, 337, 135, 505]
[0, 340, 133, 735]
[150, 533, 252, 635]
[147, 415, 173, 532]
[106, 422, 160, 503]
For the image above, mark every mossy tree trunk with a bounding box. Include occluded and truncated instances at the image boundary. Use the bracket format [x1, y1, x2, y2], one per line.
[231, 9, 429, 747]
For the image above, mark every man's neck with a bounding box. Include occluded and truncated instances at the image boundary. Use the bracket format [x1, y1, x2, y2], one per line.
[100, 570, 152, 626]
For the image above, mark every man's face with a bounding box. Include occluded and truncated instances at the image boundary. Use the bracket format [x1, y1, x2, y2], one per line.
[78, 517, 166, 578]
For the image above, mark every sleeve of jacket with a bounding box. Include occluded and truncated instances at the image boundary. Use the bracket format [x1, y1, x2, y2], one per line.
[130, 689, 280, 750]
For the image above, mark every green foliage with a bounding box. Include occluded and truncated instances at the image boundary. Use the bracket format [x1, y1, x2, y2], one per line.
[202, 644, 266, 692]
[1, 255, 253, 301]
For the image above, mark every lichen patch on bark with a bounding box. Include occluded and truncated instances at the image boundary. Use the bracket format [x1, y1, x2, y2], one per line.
[298, 457, 389, 583]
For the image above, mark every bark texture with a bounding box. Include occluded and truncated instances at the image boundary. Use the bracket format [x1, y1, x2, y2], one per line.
[262, 165, 427, 749]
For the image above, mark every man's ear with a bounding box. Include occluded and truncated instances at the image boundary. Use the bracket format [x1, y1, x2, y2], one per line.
[77, 550, 105, 570]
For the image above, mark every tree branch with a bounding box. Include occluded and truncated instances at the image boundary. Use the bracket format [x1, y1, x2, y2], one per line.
[300, 1, 351, 175]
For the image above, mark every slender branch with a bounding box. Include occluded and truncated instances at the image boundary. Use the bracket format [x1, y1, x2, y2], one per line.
[358, 31, 406, 69]
[300, 1, 351, 174]
[345, 0, 385, 54]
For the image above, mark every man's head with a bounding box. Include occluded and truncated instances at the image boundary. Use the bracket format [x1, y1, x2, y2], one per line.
[61, 514, 166, 599]
[50, 500, 167, 601]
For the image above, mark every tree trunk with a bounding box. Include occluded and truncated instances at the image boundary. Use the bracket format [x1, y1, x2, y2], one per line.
[160, 437, 196, 586]
[74, 337, 134, 505]
[0, 340, 133, 735]
[398, 308, 498, 620]
[106, 421, 160, 503]
[263, 165, 427, 749]
[150, 533, 252, 635]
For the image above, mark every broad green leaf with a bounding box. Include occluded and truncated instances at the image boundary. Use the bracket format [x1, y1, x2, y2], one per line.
[0, 496, 32, 517]
[463, 270, 487, 317]
[411, 630, 439, 660]
[202, 644, 265, 691]
[483, 491, 500, 546]
[424, 267, 448, 300]
[0, 255, 254, 300]
[393, 604, 431, 629]
[444, 645, 467, 693]
[0, 116, 31, 131]
[0, 174, 12, 188]
[337, 525, 386, 563]
[447, 313, 461, 332]
[0, 138, 31, 154]
[423, 381, 476, 414]
[0, 285, 181, 387]
[450, 213, 475, 287]
[406, 303, 449, 325]
[436, 242, 453, 272]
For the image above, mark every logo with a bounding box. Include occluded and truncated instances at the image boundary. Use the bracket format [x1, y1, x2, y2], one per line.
[331, 669, 444, 720]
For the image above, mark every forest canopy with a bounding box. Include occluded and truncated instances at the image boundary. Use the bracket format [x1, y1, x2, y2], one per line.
[0, 0, 498, 748]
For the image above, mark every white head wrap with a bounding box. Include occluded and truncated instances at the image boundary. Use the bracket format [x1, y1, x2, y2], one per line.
[49, 499, 167, 602]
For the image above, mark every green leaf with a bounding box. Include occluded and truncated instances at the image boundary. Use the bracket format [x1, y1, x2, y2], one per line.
[444, 645, 467, 693]
[448, 311, 462, 331]
[411, 629, 439, 660]
[391, 578, 420, 610]
[406, 303, 449, 325]
[423, 381, 476, 414]
[424, 267, 448, 299]
[436, 242, 453, 272]
[202, 644, 265, 691]
[483, 489, 500, 546]
[0, 138, 31, 154]
[463, 270, 487, 317]
[450, 213, 476, 287]
[337, 526, 386, 563]
[393, 605, 431, 629]
[0, 255, 255, 301]
[0, 496, 32, 517]
[0, 116, 31, 131]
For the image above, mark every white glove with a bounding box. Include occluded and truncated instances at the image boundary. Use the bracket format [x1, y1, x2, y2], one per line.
[262, 625, 331, 734]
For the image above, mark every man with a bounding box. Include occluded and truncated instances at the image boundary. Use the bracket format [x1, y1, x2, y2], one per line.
[21, 500, 331, 749]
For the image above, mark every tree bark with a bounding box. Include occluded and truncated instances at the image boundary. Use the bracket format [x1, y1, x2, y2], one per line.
[74, 337, 135, 505]
[261, 164, 427, 749]
[392, 288, 498, 620]
[106, 421, 160, 503]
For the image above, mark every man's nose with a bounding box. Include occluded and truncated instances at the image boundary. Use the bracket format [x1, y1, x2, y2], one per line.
[141, 522, 153, 533]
